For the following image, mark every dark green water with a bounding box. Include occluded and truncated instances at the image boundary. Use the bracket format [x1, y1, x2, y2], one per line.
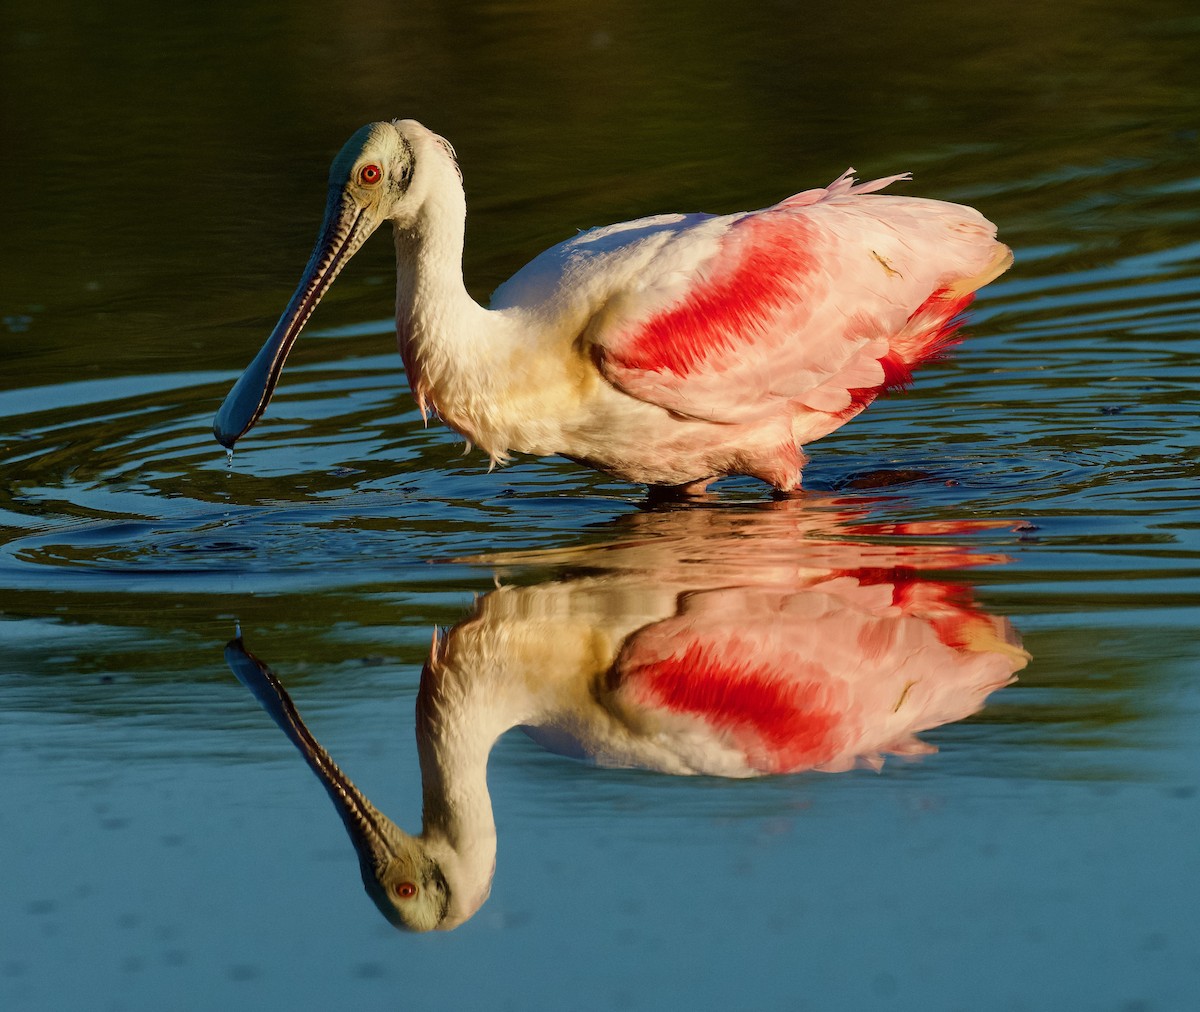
[3, 1, 1198, 1009]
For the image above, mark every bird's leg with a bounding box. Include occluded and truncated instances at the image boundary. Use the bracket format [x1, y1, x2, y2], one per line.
[645, 477, 716, 503]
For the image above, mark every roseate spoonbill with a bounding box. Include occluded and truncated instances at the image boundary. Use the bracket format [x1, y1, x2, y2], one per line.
[213, 120, 1012, 493]
[227, 502, 1027, 930]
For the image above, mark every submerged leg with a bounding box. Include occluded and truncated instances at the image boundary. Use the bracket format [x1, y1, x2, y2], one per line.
[748, 442, 808, 495]
[645, 477, 716, 502]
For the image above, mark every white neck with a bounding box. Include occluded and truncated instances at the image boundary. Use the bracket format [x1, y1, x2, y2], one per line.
[388, 159, 579, 468]
[416, 729, 497, 922]
[414, 654, 544, 921]
[418, 719, 499, 852]
[390, 170, 494, 420]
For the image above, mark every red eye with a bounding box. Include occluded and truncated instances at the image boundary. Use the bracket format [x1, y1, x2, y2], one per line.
[394, 882, 418, 900]
[358, 163, 383, 185]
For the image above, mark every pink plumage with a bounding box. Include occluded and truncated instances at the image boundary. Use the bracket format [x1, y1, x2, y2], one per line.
[214, 122, 1013, 493]
[614, 635, 846, 774]
[494, 162, 1011, 490]
[608, 573, 1020, 775]
[423, 503, 1031, 783]
[225, 505, 1031, 932]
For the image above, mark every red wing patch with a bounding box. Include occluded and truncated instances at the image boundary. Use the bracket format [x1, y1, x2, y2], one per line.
[617, 637, 848, 774]
[839, 288, 976, 418]
[607, 213, 818, 378]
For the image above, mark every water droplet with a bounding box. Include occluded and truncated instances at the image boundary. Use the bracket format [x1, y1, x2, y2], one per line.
[234, 619, 242, 639]
[225, 447, 235, 469]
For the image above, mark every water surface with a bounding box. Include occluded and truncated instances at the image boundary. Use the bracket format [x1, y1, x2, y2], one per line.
[2, 1, 1198, 1009]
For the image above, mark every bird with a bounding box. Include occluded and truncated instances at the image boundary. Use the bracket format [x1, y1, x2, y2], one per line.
[226, 500, 1028, 930]
[213, 120, 1012, 494]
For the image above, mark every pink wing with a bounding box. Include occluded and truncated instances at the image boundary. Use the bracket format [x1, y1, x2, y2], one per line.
[610, 575, 1025, 775]
[533, 172, 1010, 426]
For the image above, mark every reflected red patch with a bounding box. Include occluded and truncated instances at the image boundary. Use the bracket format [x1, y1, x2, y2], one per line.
[621, 638, 843, 773]
[850, 569, 987, 651]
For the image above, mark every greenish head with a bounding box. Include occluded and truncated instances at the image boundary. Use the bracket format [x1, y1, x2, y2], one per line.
[212, 119, 461, 449]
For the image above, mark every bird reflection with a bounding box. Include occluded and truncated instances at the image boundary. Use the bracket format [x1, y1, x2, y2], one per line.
[227, 500, 1029, 931]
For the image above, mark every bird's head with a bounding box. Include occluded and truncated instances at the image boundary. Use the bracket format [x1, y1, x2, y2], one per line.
[325, 119, 463, 235]
[212, 119, 462, 449]
[342, 798, 456, 933]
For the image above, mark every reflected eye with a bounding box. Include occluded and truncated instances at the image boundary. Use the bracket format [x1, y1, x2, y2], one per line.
[358, 163, 383, 186]
[394, 881, 418, 900]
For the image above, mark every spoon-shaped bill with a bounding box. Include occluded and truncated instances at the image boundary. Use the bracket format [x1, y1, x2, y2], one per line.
[224, 638, 440, 929]
[225, 636, 471, 932]
[224, 638, 394, 853]
[212, 191, 375, 448]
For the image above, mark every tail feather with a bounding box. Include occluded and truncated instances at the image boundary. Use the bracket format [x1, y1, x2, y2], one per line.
[891, 241, 1011, 363]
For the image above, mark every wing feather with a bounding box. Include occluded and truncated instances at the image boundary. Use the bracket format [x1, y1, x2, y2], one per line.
[491, 173, 1009, 426]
